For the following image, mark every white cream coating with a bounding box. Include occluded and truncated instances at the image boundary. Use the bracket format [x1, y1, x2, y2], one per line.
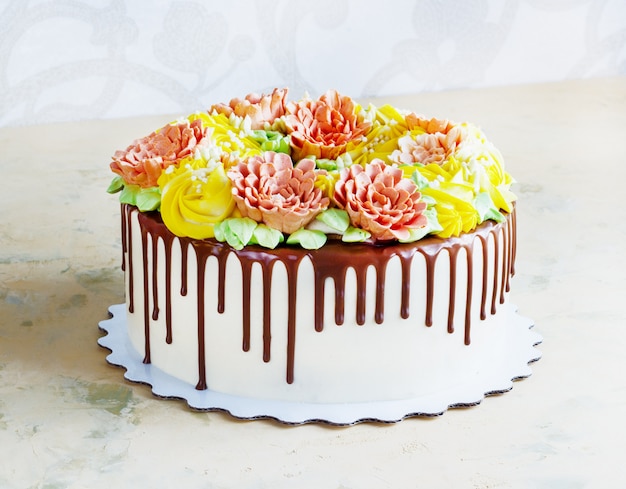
[124, 211, 511, 404]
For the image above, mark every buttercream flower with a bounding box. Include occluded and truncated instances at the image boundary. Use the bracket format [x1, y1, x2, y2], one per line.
[188, 112, 262, 165]
[347, 104, 408, 166]
[390, 116, 463, 166]
[284, 90, 372, 161]
[314, 170, 340, 201]
[421, 183, 479, 238]
[209, 88, 288, 130]
[450, 124, 517, 213]
[111, 119, 208, 188]
[333, 160, 427, 241]
[228, 151, 329, 234]
[158, 157, 236, 239]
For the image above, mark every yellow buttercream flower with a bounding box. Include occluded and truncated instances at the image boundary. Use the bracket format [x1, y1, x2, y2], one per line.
[400, 122, 516, 236]
[449, 124, 517, 212]
[158, 156, 236, 239]
[405, 160, 480, 237]
[187, 112, 263, 166]
[347, 104, 409, 167]
[422, 187, 479, 238]
[314, 170, 340, 200]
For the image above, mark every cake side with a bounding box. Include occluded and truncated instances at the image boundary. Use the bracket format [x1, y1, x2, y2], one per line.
[122, 203, 516, 403]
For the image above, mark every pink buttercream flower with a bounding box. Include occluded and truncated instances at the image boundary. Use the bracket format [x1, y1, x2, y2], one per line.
[284, 90, 372, 161]
[110, 119, 208, 188]
[209, 88, 288, 130]
[228, 151, 330, 234]
[392, 115, 463, 166]
[333, 160, 427, 241]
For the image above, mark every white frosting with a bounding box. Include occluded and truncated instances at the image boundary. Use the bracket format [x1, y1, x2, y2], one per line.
[124, 210, 512, 404]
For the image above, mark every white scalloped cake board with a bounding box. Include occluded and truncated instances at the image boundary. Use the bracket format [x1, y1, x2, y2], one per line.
[98, 303, 541, 425]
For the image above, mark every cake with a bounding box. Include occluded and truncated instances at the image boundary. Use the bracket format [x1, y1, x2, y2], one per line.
[102, 88, 537, 420]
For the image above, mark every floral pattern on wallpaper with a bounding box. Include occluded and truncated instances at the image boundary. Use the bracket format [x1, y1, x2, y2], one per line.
[0, 0, 624, 126]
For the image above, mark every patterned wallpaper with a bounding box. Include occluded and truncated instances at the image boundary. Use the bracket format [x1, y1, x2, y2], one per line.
[1, 0, 624, 127]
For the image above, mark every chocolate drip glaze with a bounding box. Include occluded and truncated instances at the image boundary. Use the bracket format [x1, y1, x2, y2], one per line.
[121, 203, 127, 272]
[122, 204, 516, 389]
[125, 205, 134, 314]
[139, 222, 151, 364]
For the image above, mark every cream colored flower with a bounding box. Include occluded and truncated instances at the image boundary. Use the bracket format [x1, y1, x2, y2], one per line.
[391, 116, 463, 166]
[228, 152, 329, 234]
[333, 160, 427, 241]
[111, 119, 208, 188]
[209, 88, 288, 130]
[284, 90, 371, 161]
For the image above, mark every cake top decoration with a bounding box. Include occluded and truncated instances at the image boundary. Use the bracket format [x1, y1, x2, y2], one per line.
[107, 88, 516, 250]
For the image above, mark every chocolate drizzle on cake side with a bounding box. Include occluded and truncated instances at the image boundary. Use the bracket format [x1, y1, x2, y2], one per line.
[120, 204, 517, 389]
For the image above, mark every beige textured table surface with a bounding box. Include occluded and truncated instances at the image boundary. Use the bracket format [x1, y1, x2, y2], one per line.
[1, 77, 625, 488]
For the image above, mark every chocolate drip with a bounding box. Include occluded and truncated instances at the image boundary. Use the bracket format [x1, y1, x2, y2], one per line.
[135, 211, 176, 343]
[421, 251, 436, 327]
[139, 221, 151, 364]
[505, 211, 515, 292]
[126, 205, 134, 314]
[261, 260, 276, 362]
[150, 234, 159, 321]
[121, 204, 516, 390]
[163, 236, 174, 343]
[447, 247, 459, 334]
[500, 220, 509, 305]
[464, 245, 474, 345]
[398, 251, 413, 320]
[374, 261, 387, 324]
[240, 258, 253, 352]
[478, 234, 489, 321]
[283, 256, 301, 384]
[511, 209, 517, 276]
[189, 240, 233, 388]
[180, 239, 189, 297]
[194, 249, 209, 391]
[120, 204, 127, 271]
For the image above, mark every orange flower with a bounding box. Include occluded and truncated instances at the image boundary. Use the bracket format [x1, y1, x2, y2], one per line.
[110, 119, 208, 188]
[284, 90, 371, 161]
[209, 88, 288, 130]
[405, 114, 455, 134]
[392, 115, 463, 166]
[228, 152, 329, 234]
[333, 160, 427, 241]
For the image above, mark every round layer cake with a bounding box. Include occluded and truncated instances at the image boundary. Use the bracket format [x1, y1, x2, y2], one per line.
[121, 203, 516, 403]
[105, 88, 528, 409]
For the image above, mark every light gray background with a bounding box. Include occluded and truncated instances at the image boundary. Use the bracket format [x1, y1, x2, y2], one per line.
[1, 0, 625, 126]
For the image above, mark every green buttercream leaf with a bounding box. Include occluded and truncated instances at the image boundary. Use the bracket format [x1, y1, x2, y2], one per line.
[286, 229, 327, 250]
[341, 226, 371, 243]
[251, 130, 291, 154]
[223, 227, 244, 250]
[250, 224, 284, 249]
[119, 184, 140, 206]
[423, 206, 444, 233]
[474, 192, 505, 223]
[135, 187, 161, 212]
[398, 227, 428, 243]
[213, 221, 226, 242]
[316, 208, 350, 233]
[107, 176, 125, 194]
[119, 185, 161, 211]
[314, 159, 338, 171]
[399, 208, 443, 243]
[409, 169, 430, 190]
[221, 217, 258, 250]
